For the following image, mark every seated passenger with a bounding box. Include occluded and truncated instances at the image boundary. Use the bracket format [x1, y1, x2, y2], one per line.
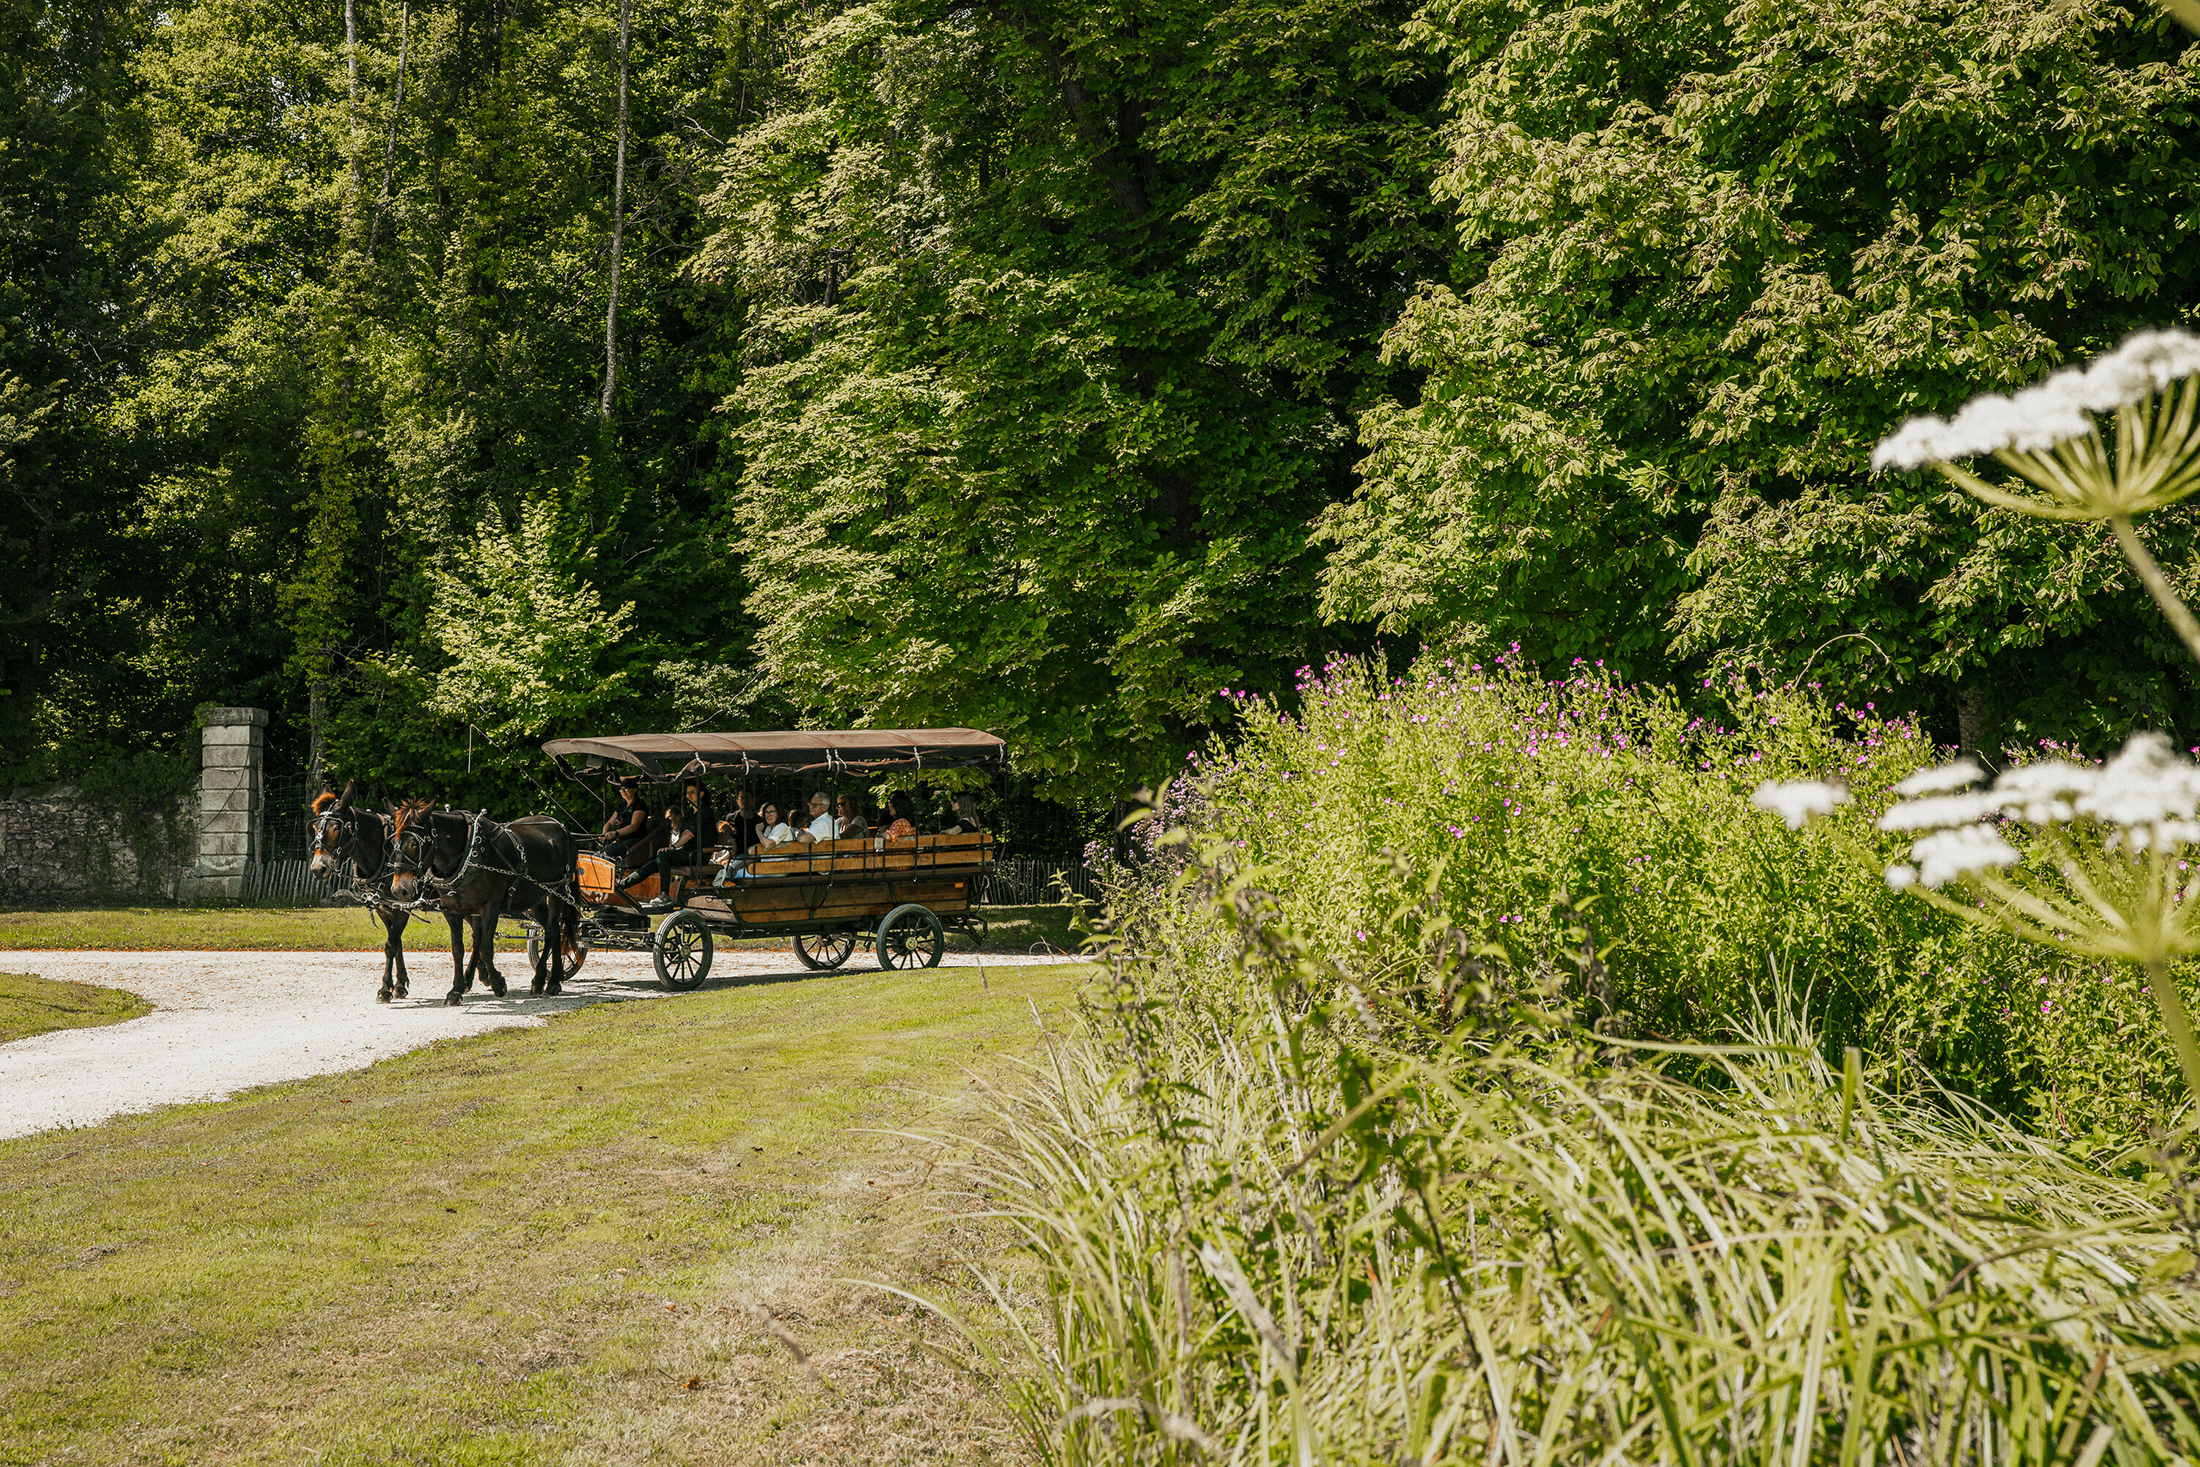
[754, 802, 795, 849]
[794, 790, 837, 845]
[880, 791, 919, 842]
[715, 798, 792, 885]
[720, 788, 758, 856]
[681, 777, 716, 858]
[836, 793, 869, 841]
[730, 802, 798, 881]
[939, 792, 984, 836]
[621, 805, 703, 910]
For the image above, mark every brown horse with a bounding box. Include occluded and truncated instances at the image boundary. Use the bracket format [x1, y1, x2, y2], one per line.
[308, 781, 414, 1002]
[388, 802, 579, 1005]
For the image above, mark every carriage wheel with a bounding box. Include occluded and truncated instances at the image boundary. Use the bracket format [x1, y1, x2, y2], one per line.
[653, 910, 714, 991]
[876, 904, 944, 971]
[525, 927, 592, 976]
[794, 930, 858, 970]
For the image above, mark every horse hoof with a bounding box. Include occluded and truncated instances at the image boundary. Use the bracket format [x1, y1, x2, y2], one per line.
[376, 990, 392, 1004]
[547, 981, 562, 996]
[444, 992, 463, 1007]
[489, 981, 508, 998]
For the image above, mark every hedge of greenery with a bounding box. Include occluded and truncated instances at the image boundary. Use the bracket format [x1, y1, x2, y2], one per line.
[1171, 654, 2184, 1145]
[949, 660, 2200, 1464]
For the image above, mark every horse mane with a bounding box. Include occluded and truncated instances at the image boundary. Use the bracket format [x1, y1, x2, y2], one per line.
[392, 798, 434, 836]
[312, 790, 340, 815]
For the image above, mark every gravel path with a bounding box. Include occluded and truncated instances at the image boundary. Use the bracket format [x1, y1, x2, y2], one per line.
[0, 946, 1073, 1141]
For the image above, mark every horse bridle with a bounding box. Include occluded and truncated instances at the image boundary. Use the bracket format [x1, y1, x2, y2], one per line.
[315, 808, 382, 878]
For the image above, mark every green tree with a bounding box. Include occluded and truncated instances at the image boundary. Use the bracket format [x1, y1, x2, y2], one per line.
[0, 0, 152, 776]
[415, 496, 637, 742]
[1321, 0, 2200, 749]
[699, 0, 1455, 797]
[97, 0, 763, 798]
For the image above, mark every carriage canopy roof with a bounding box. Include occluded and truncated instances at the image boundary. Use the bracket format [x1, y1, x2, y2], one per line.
[542, 728, 1006, 779]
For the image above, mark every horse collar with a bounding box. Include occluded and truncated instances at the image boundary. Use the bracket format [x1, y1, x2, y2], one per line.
[450, 812, 487, 886]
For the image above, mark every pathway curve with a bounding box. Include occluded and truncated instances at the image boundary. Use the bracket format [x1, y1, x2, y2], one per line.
[0, 947, 1072, 1140]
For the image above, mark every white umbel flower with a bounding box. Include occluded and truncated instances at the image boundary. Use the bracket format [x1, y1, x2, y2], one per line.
[1876, 791, 1999, 832]
[1873, 330, 2200, 470]
[1751, 779, 1849, 829]
[1892, 759, 1984, 797]
[1874, 732, 2200, 856]
[1907, 825, 2021, 889]
[2074, 731, 2200, 832]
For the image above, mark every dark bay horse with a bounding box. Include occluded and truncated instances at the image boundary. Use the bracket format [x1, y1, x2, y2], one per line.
[308, 781, 414, 1003]
[388, 803, 579, 1005]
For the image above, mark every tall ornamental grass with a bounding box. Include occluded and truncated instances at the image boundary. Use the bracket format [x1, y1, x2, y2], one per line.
[1180, 655, 2188, 1141]
[951, 861, 2200, 1466]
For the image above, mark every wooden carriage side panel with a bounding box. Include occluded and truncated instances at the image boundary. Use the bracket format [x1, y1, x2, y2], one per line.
[685, 876, 973, 928]
[579, 850, 664, 904]
[739, 834, 993, 880]
[905, 833, 994, 873]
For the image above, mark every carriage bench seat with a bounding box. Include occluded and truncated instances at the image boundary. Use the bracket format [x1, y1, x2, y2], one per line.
[743, 832, 994, 878]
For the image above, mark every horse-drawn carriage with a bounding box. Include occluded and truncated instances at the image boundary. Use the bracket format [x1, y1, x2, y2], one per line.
[539, 727, 1004, 990]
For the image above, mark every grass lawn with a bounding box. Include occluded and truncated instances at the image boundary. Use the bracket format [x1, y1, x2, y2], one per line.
[0, 970, 149, 1045]
[0, 959, 1087, 1465]
[0, 902, 1086, 955]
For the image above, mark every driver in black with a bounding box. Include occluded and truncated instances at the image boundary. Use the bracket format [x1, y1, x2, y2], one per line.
[602, 777, 647, 864]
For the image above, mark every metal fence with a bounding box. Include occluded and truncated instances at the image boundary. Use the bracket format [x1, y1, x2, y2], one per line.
[263, 772, 314, 864]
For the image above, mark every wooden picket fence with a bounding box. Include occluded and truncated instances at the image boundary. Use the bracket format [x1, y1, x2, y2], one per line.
[978, 856, 1098, 906]
[240, 859, 325, 907]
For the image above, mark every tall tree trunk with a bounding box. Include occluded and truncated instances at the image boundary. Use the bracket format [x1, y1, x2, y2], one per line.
[600, 0, 630, 420]
[311, 0, 369, 779]
[343, 0, 362, 248]
[24, 470, 55, 735]
[368, 0, 410, 259]
[1957, 684, 1987, 762]
[309, 677, 327, 792]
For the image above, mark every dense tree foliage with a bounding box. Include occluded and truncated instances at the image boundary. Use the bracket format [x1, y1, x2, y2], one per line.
[0, 0, 150, 766]
[699, 0, 1451, 789]
[1323, 0, 2200, 747]
[5, 0, 2200, 810]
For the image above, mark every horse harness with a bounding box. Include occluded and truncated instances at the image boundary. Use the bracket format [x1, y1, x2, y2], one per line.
[395, 811, 581, 913]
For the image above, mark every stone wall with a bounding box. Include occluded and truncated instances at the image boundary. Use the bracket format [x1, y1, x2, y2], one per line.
[0, 784, 197, 904]
[0, 706, 273, 906]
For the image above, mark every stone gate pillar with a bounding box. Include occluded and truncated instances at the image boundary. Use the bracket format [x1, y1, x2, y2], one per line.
[186, 706, 267, 903]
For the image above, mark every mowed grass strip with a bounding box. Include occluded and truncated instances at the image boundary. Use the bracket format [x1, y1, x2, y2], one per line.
[0, 903, 1085, 955]
[0, 971, 149, 1045]
[0, 958, 1084, 1465]
[0, 906, 475, 952]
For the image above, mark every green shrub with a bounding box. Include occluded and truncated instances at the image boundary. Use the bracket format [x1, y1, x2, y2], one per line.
[1177, 654, 2187, 1139]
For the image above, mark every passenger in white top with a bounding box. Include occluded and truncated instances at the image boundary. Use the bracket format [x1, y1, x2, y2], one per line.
[717, 802, 792, 886]
[797, 790, 838, 844]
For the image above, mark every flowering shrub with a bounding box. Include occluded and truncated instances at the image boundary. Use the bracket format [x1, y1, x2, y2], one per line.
[1171, 651, 2190, 1137]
